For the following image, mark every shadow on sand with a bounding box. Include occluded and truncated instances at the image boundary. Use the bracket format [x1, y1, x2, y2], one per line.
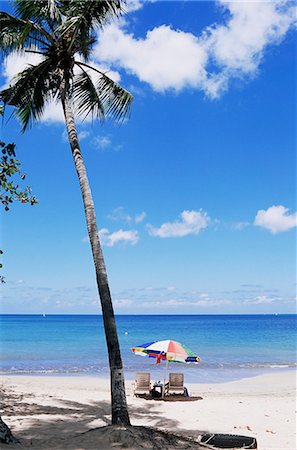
[1, 389, 207, 449]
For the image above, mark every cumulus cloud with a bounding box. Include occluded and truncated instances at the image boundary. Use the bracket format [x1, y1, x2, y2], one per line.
[1, 49, 43, 82]
[1, 1, 295, 124]
[245, 294, 295, 305]
[95, 0, 296, 97]
[78, 130, 90, 140]
[82, 228, 139, 246]
[250, 295, 278, 305]
[142, 298, 231, 308]
[99, 228, 139, 247]
[108, 206, 146, 224]
[254, 205, 297, 234]
[95, 23, 208, 92]
[124, 0, 143, 13]
[212, 0, 295, 82]
[230, 221, 250, 230]
[108, 206, 131, 222]
[113, 298, 133, 308]
[148, 209, 210, 238]
[93, 135, 112, 150]
[135, 212, 147, 224]
[1, 282, 101, 313]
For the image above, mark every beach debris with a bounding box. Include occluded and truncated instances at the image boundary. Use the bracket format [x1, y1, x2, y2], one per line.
[199, 433, 257, 449]
[246, 425, 252, 431]
[266, 429, 276, 434]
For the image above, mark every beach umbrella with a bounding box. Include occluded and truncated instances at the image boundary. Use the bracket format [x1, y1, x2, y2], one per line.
[132, 339, 200, 395]
[132, 339, 200, 364]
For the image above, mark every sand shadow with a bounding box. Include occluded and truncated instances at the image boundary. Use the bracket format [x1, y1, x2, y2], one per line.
[1, 388, 208, 448]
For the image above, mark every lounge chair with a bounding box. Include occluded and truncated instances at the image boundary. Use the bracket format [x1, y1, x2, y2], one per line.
[165, 372, 185, 396]
[133, 372, 151, 397]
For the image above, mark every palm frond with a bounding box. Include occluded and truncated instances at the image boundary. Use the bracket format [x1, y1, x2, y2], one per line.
[14, 0, 62, 25]
[97, 71, 132, 123]
[75, 61, 132, 123]
[1, 1, 131, 129]
[0, 12, 52, 53]
[72, 67, 105, 121]
[58, 0, 123, 59]
[0, 59, 55, 131]
[63, 0, 123, 30]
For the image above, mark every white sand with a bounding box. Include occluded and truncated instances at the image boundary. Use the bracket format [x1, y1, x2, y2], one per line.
[1, 371, 296, 449]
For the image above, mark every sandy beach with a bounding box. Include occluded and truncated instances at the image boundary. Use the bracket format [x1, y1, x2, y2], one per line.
[1, 370, 296, 449]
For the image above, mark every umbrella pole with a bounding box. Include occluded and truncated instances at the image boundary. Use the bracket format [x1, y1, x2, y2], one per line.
[163, 359, 168, 399]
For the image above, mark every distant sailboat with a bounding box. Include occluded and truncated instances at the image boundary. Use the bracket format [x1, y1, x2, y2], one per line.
[42, 313, 46, 318]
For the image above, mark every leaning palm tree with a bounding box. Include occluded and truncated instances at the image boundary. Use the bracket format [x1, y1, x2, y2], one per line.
[0, 0, 132, 426]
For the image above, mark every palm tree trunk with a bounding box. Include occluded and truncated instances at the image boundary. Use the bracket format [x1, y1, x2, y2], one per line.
[0, 417, 20, 445]
[61, 95, 130, 426]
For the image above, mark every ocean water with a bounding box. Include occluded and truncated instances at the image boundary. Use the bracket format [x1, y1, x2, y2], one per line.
[0, 314, 296, 383]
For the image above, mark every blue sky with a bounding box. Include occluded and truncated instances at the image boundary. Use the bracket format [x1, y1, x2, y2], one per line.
[1, 0, 296, 314]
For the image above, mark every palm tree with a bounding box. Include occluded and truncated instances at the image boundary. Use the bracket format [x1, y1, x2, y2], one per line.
[0, 0, 132, 426]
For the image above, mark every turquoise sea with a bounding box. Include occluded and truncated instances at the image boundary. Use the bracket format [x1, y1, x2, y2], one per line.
[0, 314, 296, 383]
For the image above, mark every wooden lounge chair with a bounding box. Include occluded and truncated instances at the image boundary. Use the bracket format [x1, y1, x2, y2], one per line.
[165, 372, 184, 396]
[133, 372, 151, 397]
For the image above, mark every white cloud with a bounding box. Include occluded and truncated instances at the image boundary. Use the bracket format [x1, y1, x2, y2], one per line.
[194, 299, 231, 307]
[148, 209, 210, 238]
[210, 0, 296, 73]
[4, 281, 294, 314]
[108, 206, 132, 222]
[99, 228, 139, 247]
[142, 298, 231, 308]
[41, 101, 65, 123]
[135, 212, 147, 224]
[93, 135, 112, 150]
[250, 295, 277, 305]
[114, 298, 133, 308]
[1, 49, 43, 82]
[254, 205, 297, 234]
[95, 23, 208, 92]
[1, 1, 295, 124]
[167, 286, 176, 292]
[245, 294, 296, 305]
[108, 207, 146, 224]
[94, 0, 296, 97]
[78, 130, 90, 140]
[200, 0, 297, 96]
[124, 0, 143, 13]
[231, 221, 250, 230]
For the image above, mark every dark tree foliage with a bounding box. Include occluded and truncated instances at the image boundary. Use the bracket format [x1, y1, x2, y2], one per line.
[0, 140, 38, 211]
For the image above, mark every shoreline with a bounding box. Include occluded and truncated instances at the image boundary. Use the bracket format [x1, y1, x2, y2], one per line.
[1, 365, 296, 382]
[1, 370, 296, 449]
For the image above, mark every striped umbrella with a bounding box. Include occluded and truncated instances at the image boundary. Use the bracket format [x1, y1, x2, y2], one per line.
[132, 339, 200, 364]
